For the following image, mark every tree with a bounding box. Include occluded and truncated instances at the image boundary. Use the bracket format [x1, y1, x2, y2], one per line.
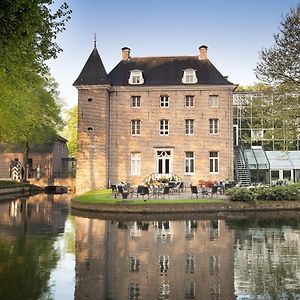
[0, 76, 64, 178]
[62, 106, 78, 157]
[0, 0, 71, 140]
[255, 4, 300, 90]
[0, 1, 71, 178]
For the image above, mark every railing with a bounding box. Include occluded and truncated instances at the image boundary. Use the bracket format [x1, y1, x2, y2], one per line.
[143, 173, 182, 184]
[234, 142, 251, 186]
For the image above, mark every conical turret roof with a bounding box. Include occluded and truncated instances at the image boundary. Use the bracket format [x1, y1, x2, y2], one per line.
[73, 47, 110, 86]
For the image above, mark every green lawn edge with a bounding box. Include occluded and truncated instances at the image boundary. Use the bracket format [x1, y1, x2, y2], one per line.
[0, 180, 28, 188]
[74, 189, 225, 205]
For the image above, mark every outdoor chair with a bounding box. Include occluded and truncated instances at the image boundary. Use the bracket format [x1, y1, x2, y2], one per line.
[135, 185, 144, 198]
[140, 186, 150, 200]
[172, 182, 182, 194]
[159, 186, 170, 199]
[200, 187, 209, 198]
[111, 184, 118, 198]
[191, 186, 200, 198]
[211, 186, 218, 198]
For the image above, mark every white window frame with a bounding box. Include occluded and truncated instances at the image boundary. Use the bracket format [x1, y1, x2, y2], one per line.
[160, 119, 169, 135]
[131, 119, 141, 136]
[131, 152, 141, 175]
[131, 96, 141, 108]
[185, 119, 194, 135]
[185, 151, 195, 174]
[209, 118, 219, 134]
[160, 96, 169, 108]
[209, 151, 219, 173]
[185, 95, 194, 107]
[182, 69, 198, 84]
[209, 95, 219, 107]
[128, 69, 144, 85]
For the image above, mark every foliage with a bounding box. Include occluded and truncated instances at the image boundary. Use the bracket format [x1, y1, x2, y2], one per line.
[0, 236, 59, 300]
[0, 1, 71, 172]
[62, 106, 77, 156]
[255, 4, 300, 90]
[228, 184, 300, 202]
[237, 86, 300, 151]
[0, 180, 28, 188]
[235, 83, 273, 93]
[227, 188, 256, 202]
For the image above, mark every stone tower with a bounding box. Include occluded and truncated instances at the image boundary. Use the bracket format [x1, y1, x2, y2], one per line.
[73, 46, 110, 194]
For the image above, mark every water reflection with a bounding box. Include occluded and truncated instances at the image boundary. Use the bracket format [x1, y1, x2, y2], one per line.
[229, 219, 300, 299]
[0, 193, 73, 300]
[1, 194, 300, 299]
[74, 218, 235, 300]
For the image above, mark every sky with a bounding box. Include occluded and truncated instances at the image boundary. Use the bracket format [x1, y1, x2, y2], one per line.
[46, 0, 299, 108]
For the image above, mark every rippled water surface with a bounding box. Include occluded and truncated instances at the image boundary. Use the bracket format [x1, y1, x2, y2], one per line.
[0, 193, 299, 299]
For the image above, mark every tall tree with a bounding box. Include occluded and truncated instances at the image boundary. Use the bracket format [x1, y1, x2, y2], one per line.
[255, 4, 300, 90]
[0, 0, 71, 138]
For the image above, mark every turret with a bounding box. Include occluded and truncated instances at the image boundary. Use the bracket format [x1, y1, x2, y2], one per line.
[73, 45, 111, 194]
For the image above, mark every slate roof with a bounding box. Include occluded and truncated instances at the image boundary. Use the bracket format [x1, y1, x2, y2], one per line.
[73, 47, 110, 86]
[108, 56, 232, 86]
[74, 47, 233, 86]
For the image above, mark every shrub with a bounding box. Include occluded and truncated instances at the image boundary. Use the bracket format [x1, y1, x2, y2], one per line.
[229, 184, 300, 202]
[227, 188, 255, 202]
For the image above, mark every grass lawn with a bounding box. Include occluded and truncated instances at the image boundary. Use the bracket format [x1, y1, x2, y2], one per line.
[0, 180, 27, 188]
[74, 189, 225, 205]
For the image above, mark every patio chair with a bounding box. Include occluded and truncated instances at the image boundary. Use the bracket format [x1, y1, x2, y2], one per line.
[211, 186, 218, 198]
[140, 186, 150, 200]
[159, 186, 170, 199]
[135, 185, 144, 198]
[191, 186, 200, 198]
[111, 184, 118, 198]
[200, 187, 209, 197]
[172, 182, 182, 194]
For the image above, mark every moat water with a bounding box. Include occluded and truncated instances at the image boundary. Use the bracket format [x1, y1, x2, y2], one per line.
[0, 193, 299, 299]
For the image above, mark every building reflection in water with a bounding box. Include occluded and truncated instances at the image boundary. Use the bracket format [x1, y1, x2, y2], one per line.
[75, 217, 235, 300]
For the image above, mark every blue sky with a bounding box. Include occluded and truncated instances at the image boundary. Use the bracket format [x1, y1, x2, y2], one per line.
[47, 0, 299, 108]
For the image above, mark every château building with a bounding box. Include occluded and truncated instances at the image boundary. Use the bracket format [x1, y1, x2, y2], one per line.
[74, 45, 236, 194]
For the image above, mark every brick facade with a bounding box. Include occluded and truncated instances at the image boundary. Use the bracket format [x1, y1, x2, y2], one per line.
[74, 46, 235, 194]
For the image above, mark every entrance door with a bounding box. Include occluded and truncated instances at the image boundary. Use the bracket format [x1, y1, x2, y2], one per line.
[156, 150, 172, 177]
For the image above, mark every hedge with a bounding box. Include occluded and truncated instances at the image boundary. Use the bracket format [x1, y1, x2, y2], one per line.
[227, 184, 300, 202]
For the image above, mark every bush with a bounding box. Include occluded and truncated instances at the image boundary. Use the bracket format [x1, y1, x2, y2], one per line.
[227, 188, 255, 202]
[228, 184, 300, 202]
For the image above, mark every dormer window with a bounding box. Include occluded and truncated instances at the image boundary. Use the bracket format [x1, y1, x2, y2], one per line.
[182, 69, 198, 84]
[129, 69, 144, 85]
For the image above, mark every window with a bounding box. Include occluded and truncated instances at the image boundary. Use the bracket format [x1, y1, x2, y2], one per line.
[131, 153, 141, 175]
[209, 151, 219, 173]
[185, 119, 194, 135]
[210, 256, 220, 275]
[128, 69, 144, 85]
[185, 152, 195, 174]
[209, 95, 219, 107]
[160, 119, 169, 135]
[131, 120, 141, 135]
[185, 253, 195, 274]
[182, 69, 198, 84]
[184, 282, 196, 299]
[185, 95, 194, 107]
[159, 255, 169, 275]
[160, 96, 169, 108]
[209, 119, 219, 134]
[131, 96, 141, 108]
[129, 256, 140, 272]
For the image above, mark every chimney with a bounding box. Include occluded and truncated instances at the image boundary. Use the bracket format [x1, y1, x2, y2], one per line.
[199, 45, 208, 60]
[122, 47, 131, 60]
